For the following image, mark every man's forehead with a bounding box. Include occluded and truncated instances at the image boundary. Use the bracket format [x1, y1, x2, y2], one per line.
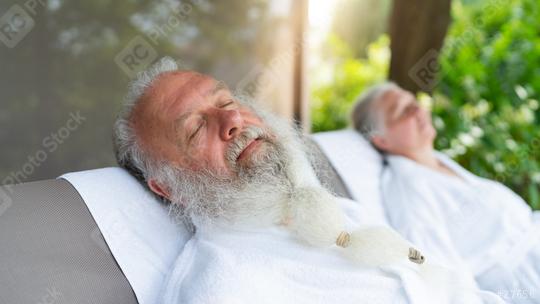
[149, 71, 230, 114]
[157, 71, 223, 100]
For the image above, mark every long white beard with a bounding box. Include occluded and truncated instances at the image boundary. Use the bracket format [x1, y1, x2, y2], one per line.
[163, 104, 437, 273]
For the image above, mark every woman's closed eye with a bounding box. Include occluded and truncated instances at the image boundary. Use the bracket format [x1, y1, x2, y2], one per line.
[401, 104, 418, 117]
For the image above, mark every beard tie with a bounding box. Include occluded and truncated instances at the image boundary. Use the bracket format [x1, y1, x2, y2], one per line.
[286, 186, 426, 267]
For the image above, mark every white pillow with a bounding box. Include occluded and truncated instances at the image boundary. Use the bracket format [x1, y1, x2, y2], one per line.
[311, 129, 387, 224]
[60, 167, 191, 304]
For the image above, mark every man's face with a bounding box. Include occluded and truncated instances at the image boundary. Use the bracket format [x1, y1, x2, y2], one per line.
[131, 71, 272, 177]
[372, 88, 436, 155]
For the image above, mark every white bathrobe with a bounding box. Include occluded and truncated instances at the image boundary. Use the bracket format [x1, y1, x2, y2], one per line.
[382, 152, 540, 303]
[161, 197, 505, 304]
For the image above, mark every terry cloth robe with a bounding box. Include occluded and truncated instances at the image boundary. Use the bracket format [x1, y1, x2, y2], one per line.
[382, 151, 540, 303]
[161, 197, 506, 304]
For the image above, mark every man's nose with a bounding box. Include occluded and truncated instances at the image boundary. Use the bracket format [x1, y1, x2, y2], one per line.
[218, 109, 243, 141]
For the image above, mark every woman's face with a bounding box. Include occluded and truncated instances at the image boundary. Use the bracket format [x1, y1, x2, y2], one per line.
[371, 88, 436, 156]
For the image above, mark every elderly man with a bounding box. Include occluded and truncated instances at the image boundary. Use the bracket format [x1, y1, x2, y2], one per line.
[113, 58, 504, 304]
[352, 82, 540, 303]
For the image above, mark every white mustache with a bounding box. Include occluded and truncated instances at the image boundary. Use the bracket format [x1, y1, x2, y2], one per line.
[226, 126, 267, 164]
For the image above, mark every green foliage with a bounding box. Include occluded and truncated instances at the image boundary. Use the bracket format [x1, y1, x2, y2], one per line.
[310, 35, 389, 132]
[433, 0, 540, 209]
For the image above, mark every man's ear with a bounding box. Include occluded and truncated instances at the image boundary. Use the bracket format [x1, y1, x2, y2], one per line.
[148, 179, 171, 200]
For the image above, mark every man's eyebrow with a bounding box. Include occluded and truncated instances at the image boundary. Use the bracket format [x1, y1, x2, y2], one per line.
[174, 111, 193, 133]
[174, 81, 230, 130]
[208, 81, 229, 96]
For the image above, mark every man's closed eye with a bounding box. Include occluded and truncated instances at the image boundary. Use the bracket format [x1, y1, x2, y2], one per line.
[221, 100, 235, 108]
[189, 121, 205, 141]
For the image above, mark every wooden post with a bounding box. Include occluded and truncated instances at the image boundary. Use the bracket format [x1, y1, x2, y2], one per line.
[291, 0, 309, 131]
[389, 0, 451, 93]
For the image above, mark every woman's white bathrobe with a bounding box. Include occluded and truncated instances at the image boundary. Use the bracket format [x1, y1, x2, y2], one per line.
[382, 152, 540, 303]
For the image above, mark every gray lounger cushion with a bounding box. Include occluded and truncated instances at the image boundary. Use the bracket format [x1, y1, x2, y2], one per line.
[0, 179, 138, 304]
[307, 138, 353, 200]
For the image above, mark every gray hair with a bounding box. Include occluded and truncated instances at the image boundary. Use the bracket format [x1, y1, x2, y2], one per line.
[351, 82, 399, 140]
[112, 57, 180, 190]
